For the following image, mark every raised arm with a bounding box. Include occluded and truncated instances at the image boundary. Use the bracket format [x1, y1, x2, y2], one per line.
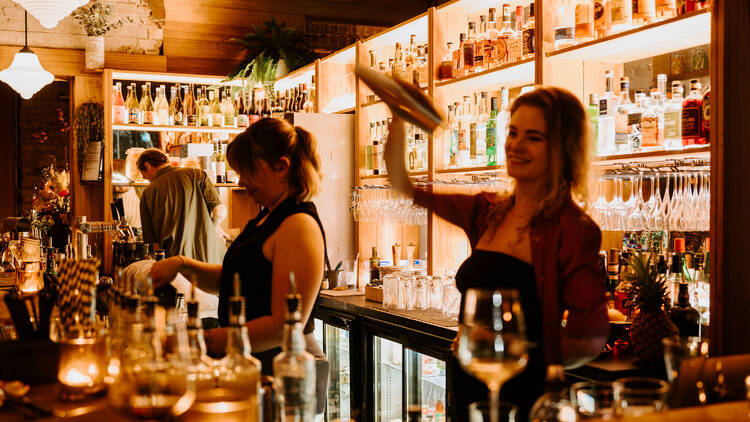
[150, 256, 223, 295]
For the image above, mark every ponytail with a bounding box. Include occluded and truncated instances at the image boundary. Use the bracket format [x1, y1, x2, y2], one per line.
[292, 126, 322, 202]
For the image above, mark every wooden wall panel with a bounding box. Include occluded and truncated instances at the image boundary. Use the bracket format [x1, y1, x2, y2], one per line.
[70, 76, 104, 222]
[0, 83, 17, 222]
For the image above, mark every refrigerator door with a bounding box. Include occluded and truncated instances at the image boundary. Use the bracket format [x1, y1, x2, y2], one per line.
[374, 336, 403, 421]
[406, 349, 447, 422]
[324, 323, 352, 420]
[285, 113, 355, 266]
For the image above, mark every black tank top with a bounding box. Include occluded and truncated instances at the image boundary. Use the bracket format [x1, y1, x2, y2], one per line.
[218, 197, 326, 333]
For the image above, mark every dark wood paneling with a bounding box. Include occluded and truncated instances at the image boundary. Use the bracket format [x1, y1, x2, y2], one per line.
[0, 84, 18, 221]
[711, 0, 750, 355]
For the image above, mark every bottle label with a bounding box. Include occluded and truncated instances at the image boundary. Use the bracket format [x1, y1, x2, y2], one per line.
[128, 109, 140, 124]
[611, 0, 629, 23]
[216, 162, 226, 176]
[523, 29, 535, 56]
[555, 27, 575, 42]
[681, 106, 701, 138]
[496, 39, 509, 64]
[469, 122, 477, 160]
[142, 111, 154, 124]
[664, 111, 681, 139]
[702, 95, 710, 133]
[237, 114, 249, 128]
[640, 116, 660, 146]
[211, 113, 223, 127]
[365, 145, 373, 171]
[599, 98, 608, 115]
[174, 111, 184, 125]
[187, 115, 197, 126]
[113, 106, 127, 124]
[200, 106, 210, 126]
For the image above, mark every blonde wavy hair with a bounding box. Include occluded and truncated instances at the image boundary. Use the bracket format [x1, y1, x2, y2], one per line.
[486, 86, 591, 229]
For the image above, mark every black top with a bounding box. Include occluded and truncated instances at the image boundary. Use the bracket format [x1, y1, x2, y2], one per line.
[218, 196, 326, 333]
[454, 249, 546, 420]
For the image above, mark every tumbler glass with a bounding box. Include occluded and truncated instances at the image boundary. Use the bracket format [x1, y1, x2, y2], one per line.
[414, 276, 428, 310]
[570, 381, 615, 419]
[382, 274, 399, 309]
[613, 377, 669, 417]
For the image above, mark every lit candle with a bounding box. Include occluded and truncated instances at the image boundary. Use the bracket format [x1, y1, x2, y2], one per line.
[60, 366, 94, 387]
[17, 269, 43, 294]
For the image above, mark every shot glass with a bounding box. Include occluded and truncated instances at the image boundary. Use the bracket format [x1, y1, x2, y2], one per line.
[570, 381, 615, 419]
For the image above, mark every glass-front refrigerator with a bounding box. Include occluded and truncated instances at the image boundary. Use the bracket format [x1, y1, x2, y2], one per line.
[373, 336, 447, 422]
[314, 318, 352, 421]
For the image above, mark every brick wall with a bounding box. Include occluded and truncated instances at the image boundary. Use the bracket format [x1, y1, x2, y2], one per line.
[0, 0, 164, 54]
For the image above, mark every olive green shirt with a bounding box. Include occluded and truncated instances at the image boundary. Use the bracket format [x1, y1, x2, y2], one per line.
[140, 166, 226, 264]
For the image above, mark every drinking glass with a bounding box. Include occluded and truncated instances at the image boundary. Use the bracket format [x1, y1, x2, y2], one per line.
[468, 400, 518, 422]
[662, 337, 709, 383]
[613, 377, 669, 417]
[570, 382, 615, 419]
[457, 288, 528, 422]
[441, 281, 461, 320]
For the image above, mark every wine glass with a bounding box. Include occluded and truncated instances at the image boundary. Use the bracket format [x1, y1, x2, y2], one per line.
[456, 288, 528, 422]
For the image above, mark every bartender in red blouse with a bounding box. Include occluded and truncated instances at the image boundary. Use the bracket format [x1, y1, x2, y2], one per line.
[385, 87, 609, 419]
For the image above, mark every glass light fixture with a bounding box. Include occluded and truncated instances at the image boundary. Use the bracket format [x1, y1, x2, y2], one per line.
[0, 11, 54, 99]
[12, 0, 88, 29]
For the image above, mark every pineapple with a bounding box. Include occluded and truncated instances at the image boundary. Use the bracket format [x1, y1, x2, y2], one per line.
[625, 252, 679, 364]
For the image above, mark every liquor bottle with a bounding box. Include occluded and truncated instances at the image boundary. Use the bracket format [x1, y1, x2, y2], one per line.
[156, 85, 169, 126]
[474, 15, 487, 73]
[669, 282, 700, 337]
[594, 0, 612, 38]
[610, 0, 633, 33]
[486, 97, 499, 166]
[598, 72, 615, 154]
[681, 79, 704, 146]
[139, 83, 154, 125]
[641, 88, 664, 149]
[185, 282, 215, 393]
[668, 238, 687, 306]
[273, 273, 316, 421]
[237, 92, 249, 127]
[414, 129, 427, 171]
[216, 273, 262, 422]
[415, 45, 429, 88]
[636, 0, 656, 24]
[555, 0, 576, 49]
[112, 82, 127, 124]
[438, 42, 455, 81]
[248, 90, 259, 124]
[170, 84, 184, 126]
[444, 105, 455, 168]
[126, 83, 140, 124]
[701, 84, 710, 143]
[528, 365, 575, 421]
[655, 0, 677, 20]
[198, 87, 210, 127]
[184, 84, 197, 126]
[497, 87, 510, 163]
[522, 4, 536, 59]
[498, 4, 523, 64]
[464, 22, 477, 74]
[215, 141, 226, 184]
[475, 92, 488, 166]
[587, 93, 600, 153]
[369, 246, 380, 284]
[468, 94, 478, 164]
[629, 90, 645, 152]
[664, 81, 683, 150]
[261, 98, 270, 118]
[366, 122, 375, 175]
[381, 119, 390, 176]
[575, 0, 596, 43]
[224, 88, 236, 127]
[485, 9, 500, 68]
[614, 251, 634, 317]
[516, 5, 525, 32]
[210, 89, 222, 127]
[458, 97, 471, 167]
[614, 77, 634, 154]
[372, 122, 381, 176]
[307, 75, 316, 113]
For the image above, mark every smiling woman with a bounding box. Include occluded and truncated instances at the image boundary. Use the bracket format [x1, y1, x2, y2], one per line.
[384, 86, 609, 419]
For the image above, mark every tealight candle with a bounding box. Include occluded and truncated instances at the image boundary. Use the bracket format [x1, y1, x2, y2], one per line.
[58, 335, 107, 401]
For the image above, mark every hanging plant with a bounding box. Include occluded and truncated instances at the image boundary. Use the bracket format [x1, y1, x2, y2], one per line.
[73, 0, 125, 37]
[228, 18, 316, 99]
[73, 102, 104, 177]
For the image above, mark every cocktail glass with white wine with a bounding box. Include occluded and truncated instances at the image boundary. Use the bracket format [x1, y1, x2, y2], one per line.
[457, 288, 528, 422]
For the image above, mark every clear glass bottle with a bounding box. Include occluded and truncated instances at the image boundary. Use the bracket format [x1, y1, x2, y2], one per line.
[454, 33, 466, 78]
[587, 93, 599, 154]
[555, 0, 576, 49]
[438, 42, 455, 81]
[126, 83, 141, 124]
[184, 84, 197, 126]
[629, 90, 645, 152]
[474, 15, 487, 73]
[216, 273, 261, 422]
[445, 104, 456, 168]
[614, 77, 634, 154]
[594, 0, 612, 38]
[457, 96, 471, 167]
[185, 285, 215, 393]
[469, 93, 478, 165]
[112, 82, 127, 124]
[155, 85, 169, 126]
[528, 365, 576, 421]
[636, 0, 656, 24]
[497, 87, 510, 164]
[486, 97, 499, 166]
[223, 88, 236, 127]
[575, 0, 595, 44]
[366, 122, 375, 175]
[498, 4, 523, 64]
[485, 9, 500, 68]
[198, 87, 210, 127]
[610, 0, 633, 33]
[664, 81, 683, 150]
[681, 79, 704, 146]
[522, 4, 536, 59]
[641, 88, 664, 149]
[655, 0, 677, 21]
[210, 89, 222, 127]
[273, 273, 316, 422]
[464, 22, 477, 74]
[475, 92, 488, 167]
[169, 84, 184, 126]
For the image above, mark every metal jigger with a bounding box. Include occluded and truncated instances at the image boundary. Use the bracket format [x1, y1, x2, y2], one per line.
[355, 64, 445, 133]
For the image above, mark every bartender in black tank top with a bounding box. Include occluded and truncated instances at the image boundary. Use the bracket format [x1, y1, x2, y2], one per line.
[149, 118, 326, 363]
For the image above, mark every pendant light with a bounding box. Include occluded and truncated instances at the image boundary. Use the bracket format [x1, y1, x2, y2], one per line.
[13, 0, 88, 29]
[0, 11, 54, 99]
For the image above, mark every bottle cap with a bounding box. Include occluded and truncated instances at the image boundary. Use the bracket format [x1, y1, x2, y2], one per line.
[704, 237, 710, 252]
[674, 238, 686, 253]
[607, 248, 620, 264]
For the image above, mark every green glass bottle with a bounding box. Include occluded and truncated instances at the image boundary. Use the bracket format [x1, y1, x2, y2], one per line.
[485, 96, 498, 166]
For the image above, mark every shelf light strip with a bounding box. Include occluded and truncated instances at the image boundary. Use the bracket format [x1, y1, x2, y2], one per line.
[112, 124, 245, 134]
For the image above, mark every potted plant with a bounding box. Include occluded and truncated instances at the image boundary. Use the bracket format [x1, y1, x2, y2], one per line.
[73, 0, 124, 71]
[229, 18, 316, 100]
[73, 102, 104, 179]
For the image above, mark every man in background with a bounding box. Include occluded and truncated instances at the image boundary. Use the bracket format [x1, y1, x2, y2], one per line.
[137, 148, 228, 266]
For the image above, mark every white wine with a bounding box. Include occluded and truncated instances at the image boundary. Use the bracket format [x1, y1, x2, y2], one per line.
[465, 357, 525, 388]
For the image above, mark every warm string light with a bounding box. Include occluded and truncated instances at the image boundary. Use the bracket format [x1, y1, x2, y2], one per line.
[0, 11, 54, 99]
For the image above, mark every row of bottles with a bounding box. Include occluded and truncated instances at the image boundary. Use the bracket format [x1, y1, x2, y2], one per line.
[554, 0, 711, 50]
[590, 71, 709, 156]
[365, 118, 429, 176]
[604, 237, 709, 333]
[112, 81, 316, 127]
[368, 34, 429, 89]
[107, 271, 315, 420]
[438, 3, 535, 81]
[444, 88, 509, 169]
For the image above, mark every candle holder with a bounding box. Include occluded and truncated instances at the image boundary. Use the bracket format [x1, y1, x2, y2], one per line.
[57, 332, 107, 401]
[16, 264, 43, 295]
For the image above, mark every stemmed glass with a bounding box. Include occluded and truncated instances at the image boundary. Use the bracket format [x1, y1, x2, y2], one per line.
[456, 288, 528, 422]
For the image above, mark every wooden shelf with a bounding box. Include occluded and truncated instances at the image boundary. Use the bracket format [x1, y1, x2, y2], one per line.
[334, 106, 356, 114]
[129, 181, 239, 188]
[547, 9, 710, 63]
[593, 146, 711, 166]
[360, 171, 427, 180]
[436, 164, 505, 174]
[361, 98, 383, 108]
[113, 124, 245, 134]
[435, 58, 535, 91]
